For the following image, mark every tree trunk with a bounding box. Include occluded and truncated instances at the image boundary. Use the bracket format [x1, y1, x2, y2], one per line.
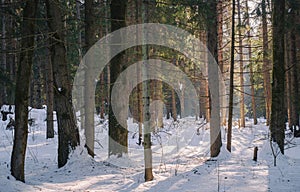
[227, 0, 235, 152]
[46, 39, 54, 139]
[76, 0, 85, 133]
[151, 60, 163, 128]
[1, 0, 7, 105]
[171, 88, 177, 121]
[11, 0, 38, 182]
[270, 0, 286, 154]
[237, 0, 245, 128]
[207, 0, 222, 157]
[246, 0, 257, 125]
[109, 0, 128, 157]
[286, 5, 300, 136]
[142, 0, 153, 182]
[46, 0, 80, 167]
[262, 0, 272, 126]
[217, 0, 227, 126]
[84, 0, 98, 158]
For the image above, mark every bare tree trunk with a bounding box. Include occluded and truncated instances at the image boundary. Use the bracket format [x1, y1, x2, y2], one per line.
[84, 0, 97, 157]
[76, 0, 85, 132]
[290, 34, 299, 134]
[46, 39, 54, 139]
[152, 60, 163, 128]
[142, 1, 153, 182]
[246, 0, 257, 125]
[11, 0, 38, 182]
[1, 0, 7, 105]
[217, 0, 227, 126]
[171, 88, 177, 121]
[109, 0, 128, 157]
[285, 33, 292, 130]
[270, 0, 285, 154]
[46, 0, 80, 167]
[217, 0, 223, 74]
[199, 73, 206, 119]
[286, 6, 299, 136]
[262, 0, 271, 126]
[237, 0, 245, 128]
[137, 63, 143, 144]
[207, 0, 222, 157]
[227, 0, 235, 152]
[204, 42, 211, 124]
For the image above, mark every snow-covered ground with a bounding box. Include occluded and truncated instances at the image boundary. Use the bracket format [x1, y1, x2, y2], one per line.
[0, 107, 299, 192]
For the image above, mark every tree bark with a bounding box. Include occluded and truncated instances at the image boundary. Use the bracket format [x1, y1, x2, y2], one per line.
[46, 39, 54, 139]
[246, 0, 257, 125]
[237, 0, 245, 128]
[11, 0, 38, 182]
[227, 0, 235, 152]
[142, 0, 153, 182]
[1, 0, 7, 105]
[270, 0, 286, 154]
[285, 4, 299, 136]
[207, 0, 222, 157]
[84, 0, 98, 158]
[171, 88, 177, 121]
[46, 0, 80, 167]
[262, 0, 272, 126]
[109, 0, 128, 157]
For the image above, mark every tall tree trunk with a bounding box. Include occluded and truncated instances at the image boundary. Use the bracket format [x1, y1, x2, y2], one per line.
[270, 0, 285, 154]
[151, 61, 163, 129]
[199, 73, 206, 119]
[207, 0, 222, 157]
[171, 88, 177, 121]
[198, 31, 210, 122]
[109, 0, 128, 157]
[135, 0, 143, 145]
[46, 0, 80, 167]
[84, 0, 97, 158]
[217, 0, 227, 126]
[46, 39, 54, 139]
[237, 0, 245, 128]
[262, 0, 271, 126]
[227, 0, 235, 152]
[142, 0, 154, 182]
[246, 0, 257, 125]
[11, 0, 38, 182]
[286, 5, 300, 136]
[76, 0, 85, 133]
[1, 0, 7, 106]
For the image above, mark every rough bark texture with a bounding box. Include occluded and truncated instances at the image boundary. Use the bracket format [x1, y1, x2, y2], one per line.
[237, 0, 245, 128]
[142, 1, 154, 182]
[84, 0, 98, 158]
[246, 0, 257, 125]
[227, 0, 235, 152]
[171, 89, 177, 121]
[262, 0, 272, 126]
[270, 0, 285, 154]
[1, 0, 7, 106]
[217, 0, 227, 126]
[109, 0, 128, 157]
[46, 42, 54, 139]
[46, 0, 80, 167]
[151, 60, 163, 129]
[286, 1, 300, 136]
[207, 0, 222, 157]
[11, 0, 38, 182]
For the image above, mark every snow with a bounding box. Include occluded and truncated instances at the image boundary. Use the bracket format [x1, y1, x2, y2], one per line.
[0, 108, 300, 192]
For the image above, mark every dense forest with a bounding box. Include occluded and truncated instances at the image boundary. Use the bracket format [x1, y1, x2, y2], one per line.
[0, 0, 300, 191]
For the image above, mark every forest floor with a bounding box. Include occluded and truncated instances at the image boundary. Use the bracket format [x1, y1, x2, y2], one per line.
[0, 106, 299, 192]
